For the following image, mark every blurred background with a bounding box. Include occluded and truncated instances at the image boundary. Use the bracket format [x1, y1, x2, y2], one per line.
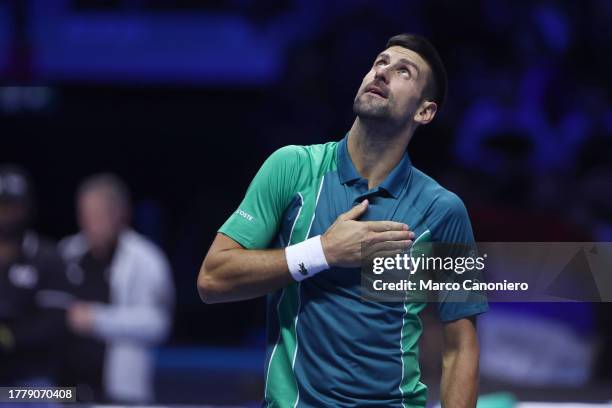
[1, 0, 611, 406]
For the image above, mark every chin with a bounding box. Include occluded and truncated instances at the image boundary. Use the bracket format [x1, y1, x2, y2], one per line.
[354, 105, 391, 121]
[354, 96, 391, 117]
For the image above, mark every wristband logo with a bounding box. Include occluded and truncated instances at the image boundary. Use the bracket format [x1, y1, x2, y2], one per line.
[299, 262, 308, 276]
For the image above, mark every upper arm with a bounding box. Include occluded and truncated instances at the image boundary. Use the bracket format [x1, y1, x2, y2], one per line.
[431, 192, 475, 245]
[431, 193, 489, 323]
[218, 145, 302, 249]
[204, 233, 243, 264]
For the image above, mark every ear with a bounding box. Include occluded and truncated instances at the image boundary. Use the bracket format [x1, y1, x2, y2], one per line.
[413, 101, 438, 125]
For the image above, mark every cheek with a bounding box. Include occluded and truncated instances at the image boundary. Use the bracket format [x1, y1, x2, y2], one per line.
[358, 71, 375, 91]
[80, 210, 110, 233]
[391, 83, 421, 109]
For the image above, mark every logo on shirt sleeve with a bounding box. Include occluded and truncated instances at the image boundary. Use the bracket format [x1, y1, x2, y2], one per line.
[235, 209, 254, 222]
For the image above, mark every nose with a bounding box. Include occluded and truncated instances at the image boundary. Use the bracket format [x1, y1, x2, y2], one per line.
[373, 64, 390, 84]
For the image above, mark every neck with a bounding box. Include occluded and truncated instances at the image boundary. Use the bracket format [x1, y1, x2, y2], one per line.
[88, 233, 120, 262]
[347, 117, 415, 189]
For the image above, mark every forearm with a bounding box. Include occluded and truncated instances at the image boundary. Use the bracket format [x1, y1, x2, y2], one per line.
[440, 343, 479, 408]
[198, 243, 293, 304]
[198, 205, 411, 304]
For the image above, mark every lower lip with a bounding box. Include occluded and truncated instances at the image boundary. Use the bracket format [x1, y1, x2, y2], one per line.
[366, 91, 386, 98]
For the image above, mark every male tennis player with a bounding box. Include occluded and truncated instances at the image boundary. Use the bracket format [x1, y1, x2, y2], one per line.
[198, 33, 488, 407]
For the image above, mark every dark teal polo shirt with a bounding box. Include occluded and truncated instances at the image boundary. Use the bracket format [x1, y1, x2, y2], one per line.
[219, 134, 488, 407]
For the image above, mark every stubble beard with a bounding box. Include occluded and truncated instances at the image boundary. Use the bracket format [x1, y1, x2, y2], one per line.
[353, 92, 411, 138]
[353, 93, 392, 122]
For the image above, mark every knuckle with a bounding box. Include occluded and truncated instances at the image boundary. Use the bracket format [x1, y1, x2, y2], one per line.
[363, 232, 376, 245]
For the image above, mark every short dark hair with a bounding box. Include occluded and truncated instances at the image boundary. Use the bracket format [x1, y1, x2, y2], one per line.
[385, 33, 448, 111]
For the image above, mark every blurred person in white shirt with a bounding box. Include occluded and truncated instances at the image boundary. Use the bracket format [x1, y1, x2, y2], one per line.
[59, 173, 174, 404]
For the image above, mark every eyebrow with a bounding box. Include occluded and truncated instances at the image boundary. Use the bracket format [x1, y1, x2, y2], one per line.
[376, 53, 421, 78]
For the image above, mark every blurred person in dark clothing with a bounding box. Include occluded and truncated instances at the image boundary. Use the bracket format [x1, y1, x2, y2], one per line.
[0, 165, 69, 386]
[59, 173, 174, 404]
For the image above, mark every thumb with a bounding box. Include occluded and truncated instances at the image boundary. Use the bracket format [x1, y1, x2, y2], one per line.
[340, 199, 369, 221]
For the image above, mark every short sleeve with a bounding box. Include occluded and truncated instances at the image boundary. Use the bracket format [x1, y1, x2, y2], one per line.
[218, 145, 301, 249]
[431, 193, 489, 323]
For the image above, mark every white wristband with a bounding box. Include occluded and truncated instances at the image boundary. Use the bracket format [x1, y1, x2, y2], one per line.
[285, 235, 329, 281]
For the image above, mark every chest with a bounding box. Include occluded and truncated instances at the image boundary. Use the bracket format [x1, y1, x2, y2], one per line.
[308, 179, 430, 239]
[0, 262, 42, 319]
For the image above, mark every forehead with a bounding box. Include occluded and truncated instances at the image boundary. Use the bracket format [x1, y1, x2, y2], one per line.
[377, 46, 430, 73]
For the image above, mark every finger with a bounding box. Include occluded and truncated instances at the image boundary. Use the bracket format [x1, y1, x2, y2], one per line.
[339, 199, 369, 221]
[368, 230, 414, 243]
[363, 240, 413, 258]
[366, 250, 406, 262]
[371, 240, 413, 252]
[363, 248, 409, 266]
[365, 220, 409, 232]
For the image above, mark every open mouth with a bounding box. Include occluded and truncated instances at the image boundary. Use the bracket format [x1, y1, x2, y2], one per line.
[365, 86, 387, 99]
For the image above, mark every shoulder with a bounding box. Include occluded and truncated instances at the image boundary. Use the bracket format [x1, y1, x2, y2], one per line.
[432, 189, 469, 221]
[266, 145, 305, 162]
[410, 167, 470, 222]
[410, 168, 474, 242]
[23, 232, 63, 265]
[17, 233, 67, 286]
[58, 233, 88, 260]
[258, 142, 339, 187]
[266, 142, 338, 166]
[120, 230, 170, 271]
[410, 167, 467, 211]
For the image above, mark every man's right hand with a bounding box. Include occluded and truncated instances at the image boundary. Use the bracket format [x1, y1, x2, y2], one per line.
[198, 199, 415, 303]
[321, 199, 415, 268]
